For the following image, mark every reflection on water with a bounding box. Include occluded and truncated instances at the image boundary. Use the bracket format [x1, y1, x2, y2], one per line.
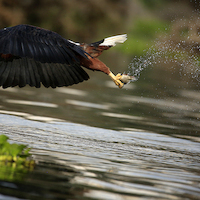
[66, 99, 111, 110]
[0, 59, 200, 199]
[5, 99, 58, 108]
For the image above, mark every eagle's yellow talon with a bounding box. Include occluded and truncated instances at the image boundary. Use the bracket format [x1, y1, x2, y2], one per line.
[114, 80, 124, 88]
[108, 72, 135, 88]
[116, 73, 122, 79]
[108, 72, 124, 88]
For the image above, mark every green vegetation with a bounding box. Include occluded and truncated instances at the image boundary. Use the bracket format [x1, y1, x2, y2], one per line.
[0, 134, 34, 165]
[118, 18, 169, 56]
[141, 0, 168, 9]
[0, 135, 35, 181]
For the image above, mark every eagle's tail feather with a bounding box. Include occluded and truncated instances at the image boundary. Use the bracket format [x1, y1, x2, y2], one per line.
[100, 34, 127, 46]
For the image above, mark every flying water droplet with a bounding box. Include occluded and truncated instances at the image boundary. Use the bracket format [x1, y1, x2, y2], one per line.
[126, 15, 200, 84]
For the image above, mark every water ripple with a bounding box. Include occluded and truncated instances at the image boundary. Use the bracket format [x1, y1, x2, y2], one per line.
[0, 114, 199, 199]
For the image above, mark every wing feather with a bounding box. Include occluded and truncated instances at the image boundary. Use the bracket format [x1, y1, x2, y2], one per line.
[25, 58, 36, 87]
[59, 64, 75, 86]
[0, 61, 11, 87]
[67, 66, 82, 84]
[73, 64, 90, 80]
[0, 57, 89, 88]
[0, 25, 90, 88]
[0, 25, 87, 63]
[51, 64, 66, 87]
[29, 58, 41, 88]
[37, 62, 51, 88]
[0, 59, 6, 76]
[56, 64, 71, 86]
[3, 60, 16, 88]
[44, 62, 57, 88]
[12, 36, 21, 56]
[12, 58, 21, 87]
[19, 57, 27, 88]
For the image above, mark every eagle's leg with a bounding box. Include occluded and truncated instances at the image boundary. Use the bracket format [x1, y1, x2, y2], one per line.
[79, 56, 134, 88]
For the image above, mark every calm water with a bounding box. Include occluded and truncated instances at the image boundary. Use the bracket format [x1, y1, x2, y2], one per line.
[0, 58, 200, 199]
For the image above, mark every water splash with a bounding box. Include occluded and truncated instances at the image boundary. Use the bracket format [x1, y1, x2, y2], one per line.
[126, 17, 200, 84]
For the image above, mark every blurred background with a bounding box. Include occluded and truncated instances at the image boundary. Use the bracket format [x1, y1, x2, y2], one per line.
[0, 0, 199, 54]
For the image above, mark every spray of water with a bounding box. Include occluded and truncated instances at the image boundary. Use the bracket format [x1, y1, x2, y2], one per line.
[126, 16, 200, 84]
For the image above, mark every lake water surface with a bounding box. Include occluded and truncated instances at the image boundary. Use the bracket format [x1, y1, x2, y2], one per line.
[0, 59, 199, 199]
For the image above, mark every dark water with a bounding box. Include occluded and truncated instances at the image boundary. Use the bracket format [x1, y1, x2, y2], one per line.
[0, 56, 200, 199]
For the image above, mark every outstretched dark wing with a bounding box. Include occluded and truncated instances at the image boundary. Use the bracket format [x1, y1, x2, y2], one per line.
[0, 24, 89, 88]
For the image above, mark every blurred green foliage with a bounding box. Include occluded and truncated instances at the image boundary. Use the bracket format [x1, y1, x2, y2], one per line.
[119, 19, 169, 56]
[0, 134, 34, 164]
[0, 135, 35, 181]
[141, 0, 168, 9]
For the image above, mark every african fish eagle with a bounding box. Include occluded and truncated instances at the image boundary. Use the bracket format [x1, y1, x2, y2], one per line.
[0, 24, 133, 89]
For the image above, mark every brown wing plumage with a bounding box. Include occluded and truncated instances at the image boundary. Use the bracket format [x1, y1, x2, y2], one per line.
[0, 24, 89, 88]
[81, 45, 111, 58]
[79, 39, 111, 58]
